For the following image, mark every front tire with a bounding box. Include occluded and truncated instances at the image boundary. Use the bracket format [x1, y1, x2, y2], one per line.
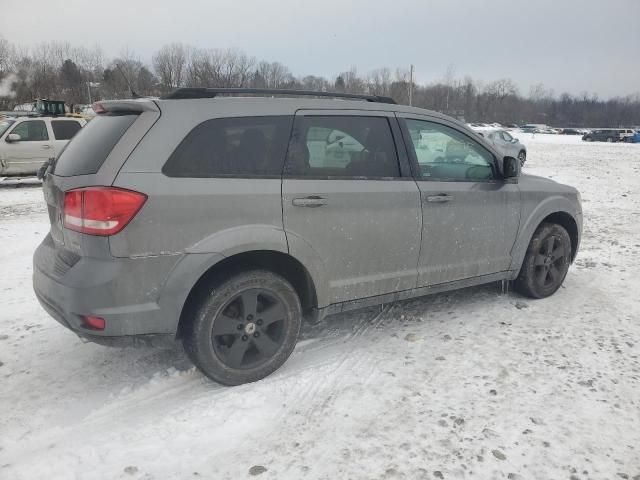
[518, 150, 526, 167]
[515, 223, 572, 299]
[183, 270, 301, 385]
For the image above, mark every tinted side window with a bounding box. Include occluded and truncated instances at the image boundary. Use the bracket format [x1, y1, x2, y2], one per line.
[54, 114, 138, 177]
[51, 120, 82, 140]
[163, 116, 292, 177]
[11, 120, 49, 141]
[404, 119, 495, 181]
[285, 116, 400, 178]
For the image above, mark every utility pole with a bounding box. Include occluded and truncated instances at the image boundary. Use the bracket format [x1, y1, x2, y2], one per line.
[409, 64, 414, 106]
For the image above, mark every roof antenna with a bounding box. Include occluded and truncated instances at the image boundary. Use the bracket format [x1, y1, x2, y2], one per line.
[115, 63, 139, 99]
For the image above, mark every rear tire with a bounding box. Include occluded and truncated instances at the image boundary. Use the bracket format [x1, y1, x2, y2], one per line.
[515, 223, 572, 299]
[182, 270, 301, 385]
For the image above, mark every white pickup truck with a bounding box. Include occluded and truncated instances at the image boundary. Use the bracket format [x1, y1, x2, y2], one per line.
[0, 116, 85, 176]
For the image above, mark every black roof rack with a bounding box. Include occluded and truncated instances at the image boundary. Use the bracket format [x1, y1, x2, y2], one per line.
[160, 87, 396, 104]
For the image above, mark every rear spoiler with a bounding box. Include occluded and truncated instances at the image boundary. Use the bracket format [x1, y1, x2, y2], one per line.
[93, 99, 159, 114]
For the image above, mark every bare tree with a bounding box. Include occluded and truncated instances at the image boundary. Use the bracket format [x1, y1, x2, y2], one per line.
[153, 42, 187, 91]
[366, 68, 392, 96]
[1, 38, 639, 126]
[0, 37, 15, 76]
[254, 61, 292, 88]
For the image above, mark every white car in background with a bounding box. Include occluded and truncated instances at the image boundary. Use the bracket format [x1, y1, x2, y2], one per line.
[472, 126, 528, 166]
[0, 116, 85, 176]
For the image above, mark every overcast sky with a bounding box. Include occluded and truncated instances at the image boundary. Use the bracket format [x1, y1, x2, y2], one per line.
[1, 0, 638, 98]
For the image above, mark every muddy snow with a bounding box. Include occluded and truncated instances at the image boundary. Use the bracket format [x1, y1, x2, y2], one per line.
[0, 134, 639, 479]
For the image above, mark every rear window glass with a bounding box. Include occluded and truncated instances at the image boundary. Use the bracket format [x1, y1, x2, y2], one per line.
[162, 116, 292, 177]
[53, 114, 138, 176]
[51, 120, 82, 140]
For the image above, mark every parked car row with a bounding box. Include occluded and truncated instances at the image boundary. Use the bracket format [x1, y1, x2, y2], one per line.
[468, 122, 639, 141]
[581, 128, 637, 143]
[623, 131, 640, 143]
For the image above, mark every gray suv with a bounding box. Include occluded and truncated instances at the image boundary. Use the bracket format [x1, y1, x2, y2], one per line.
[33, 88, 583, 385]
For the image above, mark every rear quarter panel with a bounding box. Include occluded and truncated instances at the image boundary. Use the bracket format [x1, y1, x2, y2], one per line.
[110, 174, 287, 258]
[110, 99, 297, 259]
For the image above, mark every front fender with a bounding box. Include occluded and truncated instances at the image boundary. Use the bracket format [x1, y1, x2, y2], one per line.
[509, 195, 581, 275]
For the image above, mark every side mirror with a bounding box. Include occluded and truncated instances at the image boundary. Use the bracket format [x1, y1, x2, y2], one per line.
[503, 156, 519, 179]
[6, 133, 21, 143]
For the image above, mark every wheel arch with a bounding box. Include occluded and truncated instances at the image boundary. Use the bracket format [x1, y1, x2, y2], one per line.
[175, 250, 318, 339]
[509, 199, 581, 276]
[541, 211, 579, 262]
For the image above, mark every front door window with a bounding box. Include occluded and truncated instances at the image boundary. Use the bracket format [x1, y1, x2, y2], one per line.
[10, 121, 49, 141]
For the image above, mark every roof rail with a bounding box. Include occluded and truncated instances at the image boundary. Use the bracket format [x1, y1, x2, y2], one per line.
[160, 87, 396, 104]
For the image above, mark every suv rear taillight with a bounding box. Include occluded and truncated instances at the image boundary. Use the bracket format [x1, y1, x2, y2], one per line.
[63, 187, 147, 236]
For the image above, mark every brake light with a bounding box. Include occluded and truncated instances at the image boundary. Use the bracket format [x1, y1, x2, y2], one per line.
[63, 187, 147, 236]
[82, 315, 105, 330]
[92, 102, 106, 114]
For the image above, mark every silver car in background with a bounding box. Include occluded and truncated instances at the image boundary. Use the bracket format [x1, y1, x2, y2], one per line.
[472, 127, 527, 166]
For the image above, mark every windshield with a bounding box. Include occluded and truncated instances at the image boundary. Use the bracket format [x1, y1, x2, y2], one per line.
[0, 119, 16, 137]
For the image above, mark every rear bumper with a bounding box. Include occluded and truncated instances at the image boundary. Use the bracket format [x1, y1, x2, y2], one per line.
[33, 234, 184, 341]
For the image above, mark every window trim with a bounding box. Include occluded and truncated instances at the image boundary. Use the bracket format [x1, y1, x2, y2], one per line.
[9, 119, 50, 142]
[283, 112, 410, 181]
[397, 115, 502, 183]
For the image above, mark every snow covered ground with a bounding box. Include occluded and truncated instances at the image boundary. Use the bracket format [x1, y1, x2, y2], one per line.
[1, 135, 639, 480]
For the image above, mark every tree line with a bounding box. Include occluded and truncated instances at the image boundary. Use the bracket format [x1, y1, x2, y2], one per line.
[1, 38, 639, 127]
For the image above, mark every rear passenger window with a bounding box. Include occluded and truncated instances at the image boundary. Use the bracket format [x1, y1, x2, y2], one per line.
[285, 116, 400, 178]
[54, 114, 138, 177]
[163, 116, 292, 177]
[51, 120, 82, 140]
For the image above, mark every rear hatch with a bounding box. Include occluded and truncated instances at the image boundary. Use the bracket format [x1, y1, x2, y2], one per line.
[41, 100, 160, 262]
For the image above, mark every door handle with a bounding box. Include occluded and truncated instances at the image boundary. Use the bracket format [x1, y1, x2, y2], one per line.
[292, 195, 327, 208]
[425, 194, 453, 203]
[42, 145, 51, 149]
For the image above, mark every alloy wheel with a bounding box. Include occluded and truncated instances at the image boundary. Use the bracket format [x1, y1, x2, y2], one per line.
[533, 235, 567, 288]
[518, 151, 526, 166]
[211, 288, 288, 370]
